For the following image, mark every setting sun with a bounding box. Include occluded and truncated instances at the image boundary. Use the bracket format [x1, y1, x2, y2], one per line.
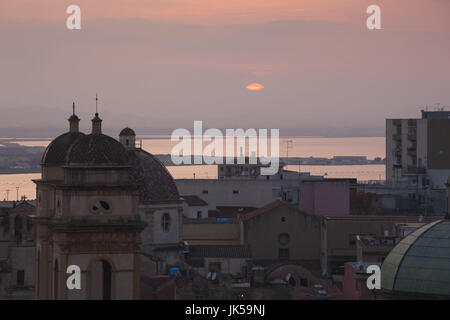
[246, 83, 264, 91]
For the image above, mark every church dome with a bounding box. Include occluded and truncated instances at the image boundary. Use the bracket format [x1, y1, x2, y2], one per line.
[120, 127, 136, 136]
[128, 148, 179, 202]
[42, 132, 85, 165]
[381, 219, 450, 298]
[66, 134, 131, 167]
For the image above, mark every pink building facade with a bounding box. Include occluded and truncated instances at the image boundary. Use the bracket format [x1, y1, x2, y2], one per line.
[299, 180, 350, 216]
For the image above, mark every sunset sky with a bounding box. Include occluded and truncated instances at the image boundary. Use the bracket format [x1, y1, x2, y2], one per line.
[1, 0, 449, 134]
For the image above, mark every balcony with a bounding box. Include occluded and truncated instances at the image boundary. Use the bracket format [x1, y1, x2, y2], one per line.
[407, 166, 426, 174]
[392, 133, 401, 141]
[407, 134, 416, 141]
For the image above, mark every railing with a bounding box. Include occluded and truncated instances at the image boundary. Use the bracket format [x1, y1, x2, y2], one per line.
[407, 166, 426, 174]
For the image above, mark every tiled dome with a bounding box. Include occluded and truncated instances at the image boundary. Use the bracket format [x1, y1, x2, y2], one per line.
[119, 127, 136, 136]
[66, 134, 130, 167]
[381, 219, 450, 298]
[128, 148, 179, 202]
[41, 132, 85, 165]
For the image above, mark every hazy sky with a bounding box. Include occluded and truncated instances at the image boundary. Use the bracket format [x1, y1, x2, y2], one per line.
[1, 0, 449, 134]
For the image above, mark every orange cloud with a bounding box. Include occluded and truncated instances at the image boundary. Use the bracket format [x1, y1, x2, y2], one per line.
[246, 83, 264, 91]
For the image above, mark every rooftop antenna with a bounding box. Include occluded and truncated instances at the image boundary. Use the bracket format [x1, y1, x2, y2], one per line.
[72, 102, 75, 115]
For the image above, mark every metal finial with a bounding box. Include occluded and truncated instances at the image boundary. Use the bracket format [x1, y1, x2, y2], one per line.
[72, 102, 75, 115]
[95, 93, 98, 115]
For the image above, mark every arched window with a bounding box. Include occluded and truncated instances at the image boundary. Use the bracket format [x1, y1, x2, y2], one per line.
[161, 213, 171, 233]
[26, 217, 33, 232]
[37, 250, 40, 295]
[54, 259, 59, 300]
[14, 215, 22, 243]
[89, 259, 114, 300]
[102, 260, 112, 300]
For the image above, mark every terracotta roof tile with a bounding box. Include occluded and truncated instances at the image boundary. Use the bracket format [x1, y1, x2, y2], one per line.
[182, 195, 208, 207]
[242, 200, 287, 221]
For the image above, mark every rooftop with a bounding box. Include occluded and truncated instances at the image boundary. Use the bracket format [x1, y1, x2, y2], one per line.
[182, 195, 208, 207]
[188, 245, 251, 258]
[208, 206, 257, 218]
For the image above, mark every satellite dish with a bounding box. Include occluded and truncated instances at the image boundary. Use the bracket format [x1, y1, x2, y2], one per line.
[206, 272, 211, 279]
[211, 272, 217, 281]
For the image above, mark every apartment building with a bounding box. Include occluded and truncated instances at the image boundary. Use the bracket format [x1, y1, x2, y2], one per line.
[386, 109, 450, 188]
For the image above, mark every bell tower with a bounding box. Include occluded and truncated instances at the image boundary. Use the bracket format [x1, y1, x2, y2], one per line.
[33, 108, 145, 300]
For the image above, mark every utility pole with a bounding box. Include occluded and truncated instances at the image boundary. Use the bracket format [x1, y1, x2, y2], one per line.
[285, 140, 293, 158]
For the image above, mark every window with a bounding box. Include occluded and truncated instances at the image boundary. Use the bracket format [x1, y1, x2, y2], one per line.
[17, 270, 25, 286]
[92, 201, 110, 211]
[278, 248, 290, 259]
[233, 190, 239, 194]
[91, 200, 111, 214]
[102, 260, 112, 300]
[202, 190, 209, 194]
[14, 215, 22, 243]
[100, 201, 110, 210]
[26, 217, 33, 232]
[37, 251, 40, 290]
[54, 260, 58, 299]
[161, 213, 171, 232]
[197, 211, 202, 219]
[126, 139, 129, 146]
[281, 216, 286, 222]
[278, 233, 290, 246]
